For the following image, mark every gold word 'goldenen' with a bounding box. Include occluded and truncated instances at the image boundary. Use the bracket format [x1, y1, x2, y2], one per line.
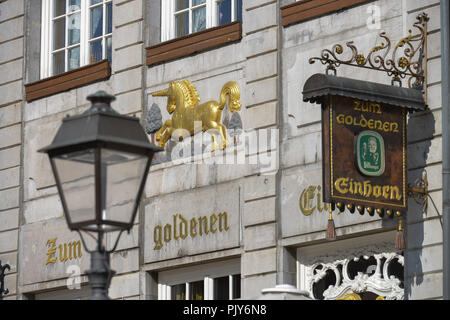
[154, 212, 230, 250]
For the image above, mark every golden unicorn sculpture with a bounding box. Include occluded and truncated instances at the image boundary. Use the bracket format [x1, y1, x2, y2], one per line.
[151, 80, 241, 151]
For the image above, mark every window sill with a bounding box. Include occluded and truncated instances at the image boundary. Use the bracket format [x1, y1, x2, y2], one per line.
[146, 21, 242, 67]
[281, 0, 372, 27]
[25, 60, 111, 102]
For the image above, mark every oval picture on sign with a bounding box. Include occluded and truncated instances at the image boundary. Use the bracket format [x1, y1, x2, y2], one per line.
[355, 130, 385, 177]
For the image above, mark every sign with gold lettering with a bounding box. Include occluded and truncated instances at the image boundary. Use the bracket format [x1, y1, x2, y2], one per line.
[144, 183, 241, 263]
[324, 96, 406, 212]
[21, 218, 92, 285]
[280, 166, 380, 238]
[153, 212, 230, 250]
[303, 74, 425, 215]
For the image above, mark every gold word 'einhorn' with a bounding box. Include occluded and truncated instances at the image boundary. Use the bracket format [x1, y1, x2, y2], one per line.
[152, 80, 242, 151]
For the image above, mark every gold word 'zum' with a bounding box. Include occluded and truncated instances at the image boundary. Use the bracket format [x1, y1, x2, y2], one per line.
[299, 185, 329, 216]
[154, 212, 230, 250]
[46, 238, 82, 265]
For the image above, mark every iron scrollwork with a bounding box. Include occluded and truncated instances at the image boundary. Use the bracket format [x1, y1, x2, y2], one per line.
[309, 13, 429, 89]
[0, 261, 11, 299]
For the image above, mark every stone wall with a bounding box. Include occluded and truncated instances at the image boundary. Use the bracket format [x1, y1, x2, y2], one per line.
[18, 0, 144, 300]
[403, 0, 443, 300]
[0, 0, 24, 300]
[280, 0, 443, 300]
[0, 0, 444, 300]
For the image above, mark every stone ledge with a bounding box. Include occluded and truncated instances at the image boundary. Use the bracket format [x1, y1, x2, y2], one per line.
[281, 0, 373, 27]
[146, 22, 242, 67]
[24, 60, 111, 102]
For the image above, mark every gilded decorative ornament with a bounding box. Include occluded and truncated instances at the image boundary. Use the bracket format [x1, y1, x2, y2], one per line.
[151, 80, 242, 151]
[309, 13, 429, 88]
[356, 54, 366, 66]
[398, 57, 408, 69]
[337, 293, 362, 300]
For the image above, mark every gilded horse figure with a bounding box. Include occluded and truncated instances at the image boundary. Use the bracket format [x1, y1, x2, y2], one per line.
[151, 80, 241, 151]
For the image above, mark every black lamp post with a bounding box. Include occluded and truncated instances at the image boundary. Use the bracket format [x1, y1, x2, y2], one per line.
[39, 91, 162, 300]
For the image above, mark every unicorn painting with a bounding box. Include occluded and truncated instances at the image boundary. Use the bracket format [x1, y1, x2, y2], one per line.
[151, 80, 242, 151]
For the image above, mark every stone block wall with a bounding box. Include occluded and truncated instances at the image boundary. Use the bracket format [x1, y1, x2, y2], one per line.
[16, 0, 144, 300]
[0, 0, 24, 300]
[403, 0, 443, 300]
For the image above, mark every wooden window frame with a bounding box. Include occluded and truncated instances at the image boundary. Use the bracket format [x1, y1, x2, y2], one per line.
[25, 59, 111, 102]
[161, 0, 242, 42]
[281, 0, 372, 27]
[146, 20, 242, 67]
[157, 259, 241, 300]
[40, 0, 112, 79]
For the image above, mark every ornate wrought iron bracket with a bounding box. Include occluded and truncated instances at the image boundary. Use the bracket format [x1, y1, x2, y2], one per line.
[0, 261, 11, 300]
[407, 170, 429, 215]
[309, 13, 429, 93]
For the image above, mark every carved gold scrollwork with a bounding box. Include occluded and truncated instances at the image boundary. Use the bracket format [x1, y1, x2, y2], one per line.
[309, 13, 429, 89]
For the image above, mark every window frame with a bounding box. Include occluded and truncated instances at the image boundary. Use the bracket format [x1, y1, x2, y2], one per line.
[161, 0, 241, 42]
[157, 259, 241, 300]
[40, 0, 112, 79]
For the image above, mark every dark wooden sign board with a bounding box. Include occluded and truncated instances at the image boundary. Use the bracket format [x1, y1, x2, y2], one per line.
[322, 95, 406, 212]
[303, 74, 426, 215]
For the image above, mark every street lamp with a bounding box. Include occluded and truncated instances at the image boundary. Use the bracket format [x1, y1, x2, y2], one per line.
[39, 91, 162, 299]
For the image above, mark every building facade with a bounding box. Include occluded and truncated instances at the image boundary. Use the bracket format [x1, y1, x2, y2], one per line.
[0, 0, 444, 300]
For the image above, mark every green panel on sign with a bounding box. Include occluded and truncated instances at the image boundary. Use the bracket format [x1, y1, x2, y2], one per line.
[356, 130, 385, 177]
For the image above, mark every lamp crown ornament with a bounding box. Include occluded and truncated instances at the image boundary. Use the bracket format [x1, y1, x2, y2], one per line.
[84, 90, 119, 116]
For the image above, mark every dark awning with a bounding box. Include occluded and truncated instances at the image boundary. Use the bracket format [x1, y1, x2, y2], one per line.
[302, 73, 426, 112]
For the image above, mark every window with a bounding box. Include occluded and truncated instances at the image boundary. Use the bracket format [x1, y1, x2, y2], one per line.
[296, 238, 405, 300]
[160, 274, 241, 300]
[41, 0, 112, 78]
[161, 0, 242, 41]
[157, 259, 241, 300]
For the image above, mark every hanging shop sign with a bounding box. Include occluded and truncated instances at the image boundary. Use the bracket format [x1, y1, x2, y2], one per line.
[324, 93, 407, 212]
[303, 74, 425, 216]
[300, 13, 429, 248]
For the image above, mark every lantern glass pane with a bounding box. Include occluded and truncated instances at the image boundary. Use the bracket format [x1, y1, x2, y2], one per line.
[101, 149, 147, 227]
[53, 149, 96, 226]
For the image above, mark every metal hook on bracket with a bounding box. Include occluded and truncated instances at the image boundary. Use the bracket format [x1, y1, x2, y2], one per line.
[407, 170, 429, 214]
